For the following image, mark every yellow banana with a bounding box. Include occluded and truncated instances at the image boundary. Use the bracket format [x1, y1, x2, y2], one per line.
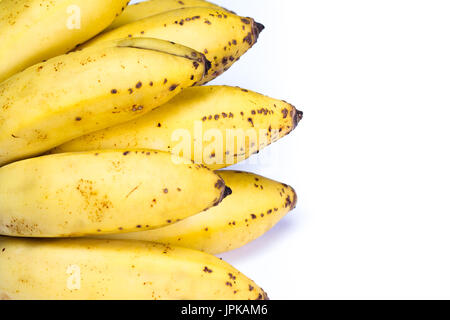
[102, 171, 298, 254]
[82, 7, 264, 84]
[106, 0, 228, 31]
[53, 86, 302, 170]
[0, 0, 129, 83]
[0, 150, 226, 237]
[0, 37, 209, 166]
[0, 237, 268, 300]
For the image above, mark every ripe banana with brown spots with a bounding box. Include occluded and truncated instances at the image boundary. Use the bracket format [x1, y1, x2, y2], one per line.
[102, 171, 298, 254]
[0, 237, 268, 300]
[81, 7, 264, 84]
[0, 37, 209, 166]
[0, 0, 130, 83]
[106, 0, 228, 31]
[52, 86, 303, 170]
[0, 150, 226, 237]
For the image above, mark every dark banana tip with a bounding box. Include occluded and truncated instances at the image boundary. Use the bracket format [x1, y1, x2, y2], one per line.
[291, 187, 298, 210]
[198, 52, 212, 78]
[293, 108, 304, 129]
[255, 22, 265, 33]
[204, 58, 212, 75]
[252, 20, 265, 42]
[256, 290, 270, 300]
[223, 186, 233, 199]
[212, 179, 229, 207]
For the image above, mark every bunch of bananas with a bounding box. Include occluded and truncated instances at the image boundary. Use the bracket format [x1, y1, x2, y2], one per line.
[0, 0, 302, 300]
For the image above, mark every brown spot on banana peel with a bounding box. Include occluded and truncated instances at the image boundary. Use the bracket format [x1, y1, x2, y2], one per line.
[215, 179, 225, 190]
[203, 266, 213, 273]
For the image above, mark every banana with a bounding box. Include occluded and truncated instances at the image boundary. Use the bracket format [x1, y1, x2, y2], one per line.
[53, 86, 303, 170]
[102, 171, 298, 254]
[0, 150, 227, 237]
[0, 237, 268, 300]
[0, 37, 209, 166]
[0, 0, 129, 83]
[82, 7, 264, 84]
[106, 0, 228, 31]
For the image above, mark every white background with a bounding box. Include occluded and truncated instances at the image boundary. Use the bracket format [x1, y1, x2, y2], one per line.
[132, 0, 450, 299]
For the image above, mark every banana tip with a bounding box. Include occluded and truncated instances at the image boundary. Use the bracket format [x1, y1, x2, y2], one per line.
[292, 108, 303, 129]
[213, 181, 232, 207]
[258, 289, 270, 300]
[204, 58, 212, 75]
[295, 109, 304, 126]
[255, 22, 265, 33]
[252, 21, 265, 42]
[223, 186, 233, 198]
[291, 188, 298, 210]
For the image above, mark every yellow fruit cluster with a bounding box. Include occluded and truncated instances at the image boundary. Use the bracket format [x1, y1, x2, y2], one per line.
[0, 0, 302, 300]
